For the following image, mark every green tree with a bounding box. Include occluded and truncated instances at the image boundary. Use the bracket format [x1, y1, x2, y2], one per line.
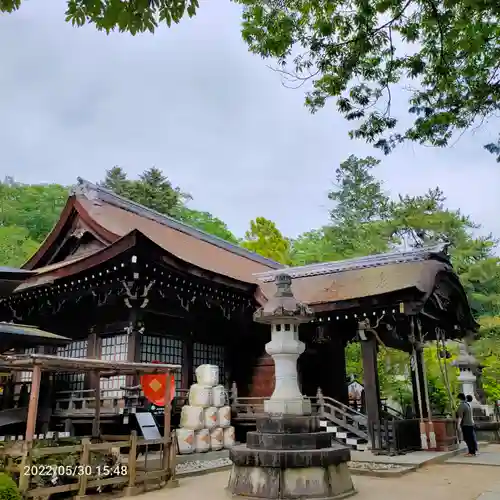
[473, 317, 500, 402]
[0, 180, 67, 241]
[291, 155, 393, 266]
[101, 167, 240, 243]
[176, 207, 239, 244]
[0, 226, 39, 267]
[242, 217, 291, 263]
[237, 0, 500, 157]
[0, 0, 199, 34]
[101, 167, 191, 217]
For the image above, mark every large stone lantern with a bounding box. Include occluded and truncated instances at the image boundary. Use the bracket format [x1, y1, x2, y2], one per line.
[253, 273, 314, 415]
[227, 274, 356, 500]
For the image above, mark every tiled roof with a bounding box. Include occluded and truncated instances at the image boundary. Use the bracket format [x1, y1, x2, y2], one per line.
[257, 260, 448, 306]
[254, 243, 449, 282]
[255, 244, 451, 306]
[71, 179, 283, 283]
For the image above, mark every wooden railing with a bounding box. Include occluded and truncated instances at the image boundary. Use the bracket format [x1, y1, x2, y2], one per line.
[54, 389, 129, 416]
[316, 390, 369, 441]
[370, 418, 421, 455]
[0, 431, 177, 498]
[228, 389, 370, 442]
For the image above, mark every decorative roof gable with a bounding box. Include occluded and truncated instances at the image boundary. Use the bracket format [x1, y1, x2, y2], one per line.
[72, 178, 282, 270]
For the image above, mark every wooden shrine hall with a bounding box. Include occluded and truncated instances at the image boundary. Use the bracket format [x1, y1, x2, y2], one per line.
[0, 179, 477, 449]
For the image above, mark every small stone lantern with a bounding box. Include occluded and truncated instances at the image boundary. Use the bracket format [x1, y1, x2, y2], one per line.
[454, 342, 481, 405]
[253, 273, 314, 415]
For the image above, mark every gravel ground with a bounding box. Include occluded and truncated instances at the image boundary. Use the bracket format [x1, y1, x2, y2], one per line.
[176, 457, 232, 475]
[175, 458, 408, 475]
[347, 461, 405, 471]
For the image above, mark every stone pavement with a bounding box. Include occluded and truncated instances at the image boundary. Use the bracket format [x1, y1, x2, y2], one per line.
[350, 446, 466, 467]
[446, 443, 500, 467]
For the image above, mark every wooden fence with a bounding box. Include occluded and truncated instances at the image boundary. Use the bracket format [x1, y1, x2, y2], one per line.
[0, 431, 177, 498]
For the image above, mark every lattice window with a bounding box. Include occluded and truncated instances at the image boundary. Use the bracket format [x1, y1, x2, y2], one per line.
[140, 335, 183, 394]
[20, 348, 36, 383]
[193, 342, 227, 386]
[100, 335, 129, 397]
[55, 340, 88, 392]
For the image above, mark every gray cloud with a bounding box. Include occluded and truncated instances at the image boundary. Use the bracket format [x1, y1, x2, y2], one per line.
[0, 1, 498, 241]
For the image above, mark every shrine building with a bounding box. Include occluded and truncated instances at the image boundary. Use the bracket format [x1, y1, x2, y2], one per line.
[0, 178, 477, 438]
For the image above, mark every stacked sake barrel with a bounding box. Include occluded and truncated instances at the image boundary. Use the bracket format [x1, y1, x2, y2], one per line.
[177, 364, 235, 455]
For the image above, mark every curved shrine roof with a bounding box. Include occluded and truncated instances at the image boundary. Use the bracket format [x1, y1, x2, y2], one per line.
[22, 179, 283, 284]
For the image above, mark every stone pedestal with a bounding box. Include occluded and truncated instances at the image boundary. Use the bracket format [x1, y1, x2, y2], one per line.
[227, 415, 356, 499]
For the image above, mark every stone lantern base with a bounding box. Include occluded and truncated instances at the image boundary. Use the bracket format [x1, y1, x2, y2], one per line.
[227, 415, 356, 500]
[264, 398, 312, 415]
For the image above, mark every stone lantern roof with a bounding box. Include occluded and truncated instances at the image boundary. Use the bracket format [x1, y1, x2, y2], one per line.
[253, 273, 314, 325]
[454, 342, 481, 370]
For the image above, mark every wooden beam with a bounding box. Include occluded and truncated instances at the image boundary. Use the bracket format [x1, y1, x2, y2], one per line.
[0, 354, 180, 374]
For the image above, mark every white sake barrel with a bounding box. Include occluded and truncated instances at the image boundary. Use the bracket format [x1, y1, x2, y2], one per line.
[223, 426, 235, 449]
[218, 406, 231, 428]
[210, 427, 223, 451]
[195, 364, 219, 386]
[188, 384, 213, 407]
[176, 428, 195, 455]
[180, 405, 204, 430]
[194, 429, 210, 453]
[204, 406, 218, 429]
[212, 385, 227, 407]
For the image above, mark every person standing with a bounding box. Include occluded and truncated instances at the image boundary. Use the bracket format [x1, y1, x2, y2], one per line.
[466, 394, 479, 454]
[456, 393, 477, 456]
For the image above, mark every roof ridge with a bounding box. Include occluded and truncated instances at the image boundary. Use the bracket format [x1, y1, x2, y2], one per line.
[72, 178, 283, 270]
[254, 244, 450, 282]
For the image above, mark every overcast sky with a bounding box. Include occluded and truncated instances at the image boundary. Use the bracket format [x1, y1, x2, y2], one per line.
[1, 1, 499, 240]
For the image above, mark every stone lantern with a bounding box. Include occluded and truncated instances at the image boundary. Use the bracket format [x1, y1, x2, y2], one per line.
[454, 342, 481, 405]
[253, 273, 314, 415]
[227, 274, 356, 500]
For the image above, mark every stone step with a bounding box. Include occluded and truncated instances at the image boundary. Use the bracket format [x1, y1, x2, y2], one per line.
[320, 420, 368, 452]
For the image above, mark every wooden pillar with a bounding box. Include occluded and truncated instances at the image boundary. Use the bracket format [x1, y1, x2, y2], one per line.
[37, 346, 55, 433]
[25, 364, 42, 442]
[86, 331, 99, 391]
[361, 335, 381, 434]
[92, 371, 101, 438]
[315, 327, 349, 404]
[182, 336, 193, 389]
[412, 348, 429, 419]
[162, 372, 172, 470]
[127, 308, 141, 386]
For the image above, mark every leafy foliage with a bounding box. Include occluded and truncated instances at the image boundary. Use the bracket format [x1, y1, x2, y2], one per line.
[0, 472, 21, 500]
[101, 167, 191, 217]
[0, 226, 39, 267]
[101, 167, 239, 242]
[242, 217, 291, 263]
[236, 0, 500, 156]
[0, 179, 68, 242]
[176, 207, 239, 244]
[0, 0, 200, 34]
